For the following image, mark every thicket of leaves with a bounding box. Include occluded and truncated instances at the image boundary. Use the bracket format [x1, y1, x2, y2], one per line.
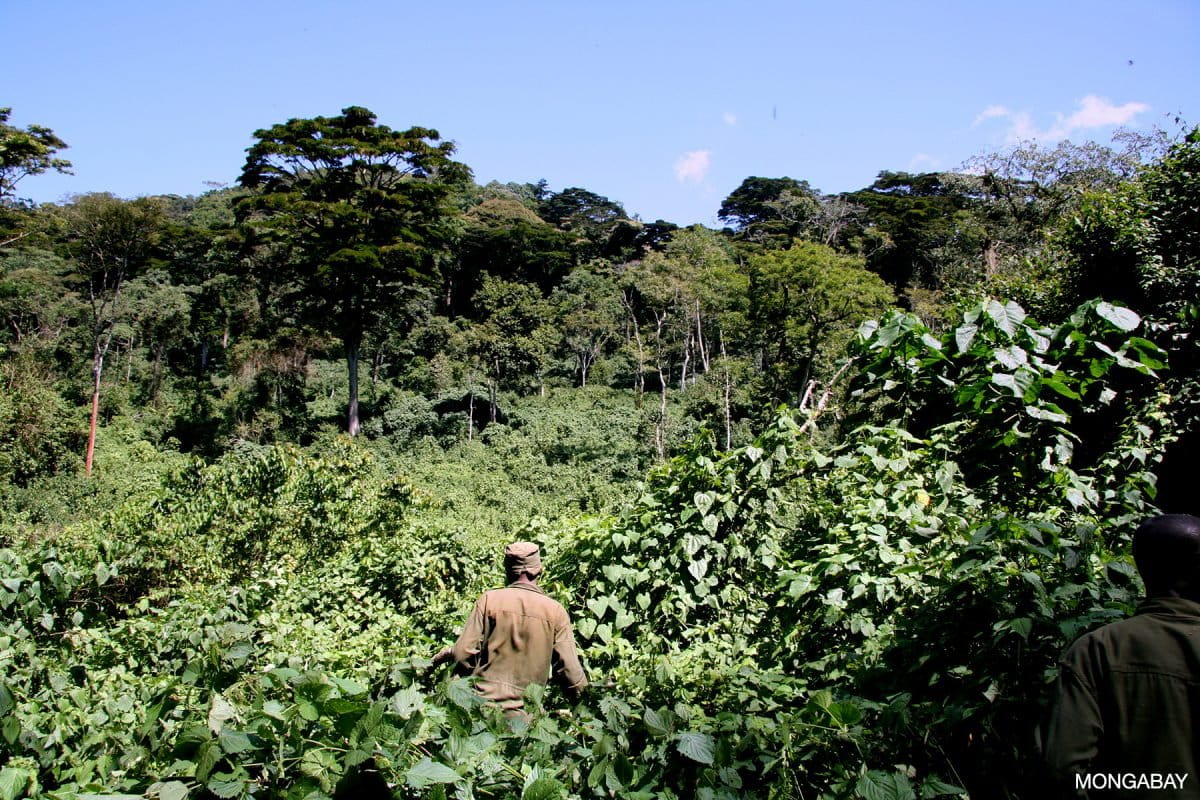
[0, 294, 1176, 799]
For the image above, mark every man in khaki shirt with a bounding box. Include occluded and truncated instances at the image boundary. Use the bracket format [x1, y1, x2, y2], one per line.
[432, 542, 587, 715]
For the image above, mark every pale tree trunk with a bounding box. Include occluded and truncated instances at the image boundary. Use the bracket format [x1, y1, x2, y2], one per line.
[679, 329, 691, 391]
[720, 335, 732, 451]
[84, 313, 118, 476]
[346, 341, 361, 436]
[696, 302, 710, 374]
[653, 311, 668, 460]
[467, 379, 475, 441]
[620, 288, 646, 408]
[85, 356, 104, 477]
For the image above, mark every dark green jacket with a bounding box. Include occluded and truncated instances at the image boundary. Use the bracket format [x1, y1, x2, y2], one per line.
[1045, 596, 1200, 798]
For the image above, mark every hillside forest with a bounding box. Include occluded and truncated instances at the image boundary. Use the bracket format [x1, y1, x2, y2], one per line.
[1, 105, 1199, 799]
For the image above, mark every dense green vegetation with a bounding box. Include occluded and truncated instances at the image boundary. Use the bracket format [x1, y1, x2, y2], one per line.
[1, 107, 1198, 798]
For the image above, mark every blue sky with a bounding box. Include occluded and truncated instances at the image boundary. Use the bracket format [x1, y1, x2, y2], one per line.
[5, 0, 1198, 226]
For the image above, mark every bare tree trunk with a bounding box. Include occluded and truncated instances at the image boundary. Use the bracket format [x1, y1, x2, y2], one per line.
[151, 344, 163, 406]
[621, 292, 646, 409]
[85, 358, 104, 476]
[696, 302, 710, 374]
[346, 342, 361, 436]
[679, 329, 691, 391]
[654, 312, 668, 460]
[467, 381, 475, 441]
[720, 336, 732, 450]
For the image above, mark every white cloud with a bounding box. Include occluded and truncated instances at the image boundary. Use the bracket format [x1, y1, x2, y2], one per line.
[1062, 95, 1149, 130]
[973, 95, 1150, 142]
[722, 112, 738, 126]
[972, 105, 1011, 127]
[674, 150, 711, 184]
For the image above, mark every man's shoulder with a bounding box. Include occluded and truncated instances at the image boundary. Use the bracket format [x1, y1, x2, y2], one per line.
[489, 585, 570, 614]
[1063, 598, 1200, 674]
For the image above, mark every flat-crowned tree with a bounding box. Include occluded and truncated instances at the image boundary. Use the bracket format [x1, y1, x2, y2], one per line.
[237, 106, 469, 435]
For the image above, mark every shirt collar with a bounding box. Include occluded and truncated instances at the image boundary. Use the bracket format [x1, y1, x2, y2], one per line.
[1137, 596, 1200, 617]
[507, 581, 546, 595]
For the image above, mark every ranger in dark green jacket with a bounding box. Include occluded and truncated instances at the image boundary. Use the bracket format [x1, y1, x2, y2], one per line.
[1046, 514, 1200, 798]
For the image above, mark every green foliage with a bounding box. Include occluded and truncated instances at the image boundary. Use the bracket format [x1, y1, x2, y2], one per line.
[849, 298, 1167, 514]
[749, 241, 894, 401]
[0, 367, 81, 487]
[0, 108, 72, 204]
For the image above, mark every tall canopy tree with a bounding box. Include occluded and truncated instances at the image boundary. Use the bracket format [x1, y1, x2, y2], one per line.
[749, 241, 894, 403]
[58, 193, 165, 475]
[538, 186, 637, 262]
[237, 106, 470, 435]
[718, 176, 820, 246]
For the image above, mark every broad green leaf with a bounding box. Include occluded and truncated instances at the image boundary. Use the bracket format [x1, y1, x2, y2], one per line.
[675, 731, 715, 765]
[643, 707, 670, 736]
[856, 770, 916, 800]
[586, 597, 609, 619]
[389, 686, 424, 719]
[0, 768, 31, 800]
[158, 781, 189, 800]
[331, 675, 368, 697]
[194, 740, 220, 782]
[1096, 302, 1140, 332]
[297, 698, 320, 721]
[986, 299, 1025, 336]
[1026, 405, 1068, 423]
[522, 777, 565, 800]
[447, 677, 476, 710]
[920, 777, 967, 798]
[206, 774, 246, 799]
[406, 758, 461, 788]
[693, 492, 714, 515]
[1, 718, 19, 745]
[218, 728, 253, 754]
[994, 346, 1027, 369]
[300, 748, 341, 787]
[1007, 617, 1033, 639]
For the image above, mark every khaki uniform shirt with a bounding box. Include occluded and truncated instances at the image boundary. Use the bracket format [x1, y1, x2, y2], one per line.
[448, 582, 587, 712]
[1045, 596, 1200, 798]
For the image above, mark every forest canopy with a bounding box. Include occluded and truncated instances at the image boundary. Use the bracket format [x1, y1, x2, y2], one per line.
[1, 107, 1198, 799]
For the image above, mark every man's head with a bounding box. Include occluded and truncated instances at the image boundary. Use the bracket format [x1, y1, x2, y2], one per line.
[1132, 514, 1200, 600]
[505, 541, 544, 583]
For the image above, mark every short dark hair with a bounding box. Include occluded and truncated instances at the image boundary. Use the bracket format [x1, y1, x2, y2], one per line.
[1132, 514, 1200, 597]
